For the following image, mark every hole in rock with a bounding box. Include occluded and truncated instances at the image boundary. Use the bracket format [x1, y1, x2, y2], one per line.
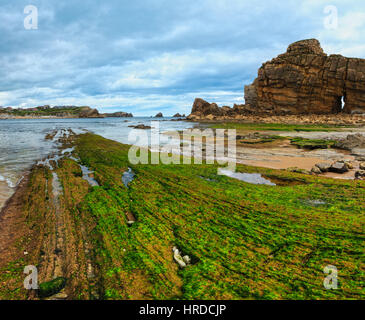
[333, 95, 346, 113]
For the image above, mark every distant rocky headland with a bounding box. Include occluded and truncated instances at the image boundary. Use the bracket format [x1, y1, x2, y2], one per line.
[103, 111, 133, 118]
[0, 105, 133, 119]
[188, 39, 365, 123]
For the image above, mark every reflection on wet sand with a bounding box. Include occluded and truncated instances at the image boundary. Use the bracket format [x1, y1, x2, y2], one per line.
[0, 182, 14, 211]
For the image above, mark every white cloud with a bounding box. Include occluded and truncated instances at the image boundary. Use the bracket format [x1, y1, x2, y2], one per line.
[2, 0, 365, 114]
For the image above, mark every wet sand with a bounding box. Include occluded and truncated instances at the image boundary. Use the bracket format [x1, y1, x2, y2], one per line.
[0, 182, 15, 212]
[164, 127, 363, 179]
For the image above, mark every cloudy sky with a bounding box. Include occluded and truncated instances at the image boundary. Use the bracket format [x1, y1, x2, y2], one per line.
[0, 0, 364, 115]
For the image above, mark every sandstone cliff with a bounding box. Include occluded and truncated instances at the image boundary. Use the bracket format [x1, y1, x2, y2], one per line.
[188, 39, 365, 120]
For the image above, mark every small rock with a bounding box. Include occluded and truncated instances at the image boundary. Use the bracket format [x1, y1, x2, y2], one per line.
[311, 166, 322, 175]
[345, 161, 354, 169]
[182, 255, 191, 264]
[360, 163, 365, 170]
[355, 170, 365, 180]
[330, 161, 349, 173]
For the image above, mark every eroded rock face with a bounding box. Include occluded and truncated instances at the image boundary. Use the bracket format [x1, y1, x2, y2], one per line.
[188, 98, 222, 119]
[79, 107, 103, 118]
[247, 39, 365, 115]
[188, 39, 365, 119]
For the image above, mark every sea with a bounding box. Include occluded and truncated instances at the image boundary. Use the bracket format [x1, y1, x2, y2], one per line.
[0, 117, 197, 209]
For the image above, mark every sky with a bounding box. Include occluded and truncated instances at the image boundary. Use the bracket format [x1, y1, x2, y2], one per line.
[1, 0, 365, 116]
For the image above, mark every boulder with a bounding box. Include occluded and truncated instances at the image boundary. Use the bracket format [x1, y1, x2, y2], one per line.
[334, 134, 365, 151]
[315, 162, 332, 172]
[359, 163, 365, 170]
[329, 161, 349, 173]
[155, 112, 163, 118]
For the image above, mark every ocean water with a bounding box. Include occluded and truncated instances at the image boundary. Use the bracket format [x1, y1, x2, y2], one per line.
[0, 117, 196, 209]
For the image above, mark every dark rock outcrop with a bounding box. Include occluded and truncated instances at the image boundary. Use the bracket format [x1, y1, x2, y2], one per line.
[128, 124, 151, 129]
[104, 112, 133, 117]
[173, 113, 185, 117]
[188, 39, 365, 119]
[155, 112, 163, 117]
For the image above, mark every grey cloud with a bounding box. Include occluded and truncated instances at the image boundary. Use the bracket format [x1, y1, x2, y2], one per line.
[0, 0, 365, 115]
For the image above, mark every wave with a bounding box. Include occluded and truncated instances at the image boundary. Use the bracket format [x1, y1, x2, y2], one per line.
[0, 173, 17, 188]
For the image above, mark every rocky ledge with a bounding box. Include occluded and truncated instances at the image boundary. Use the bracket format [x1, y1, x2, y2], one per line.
[188, 39, 365, 120]
[103, 111, 133, 118]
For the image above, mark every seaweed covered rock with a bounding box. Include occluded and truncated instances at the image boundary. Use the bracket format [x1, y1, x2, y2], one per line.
[38, 277, 67, 298]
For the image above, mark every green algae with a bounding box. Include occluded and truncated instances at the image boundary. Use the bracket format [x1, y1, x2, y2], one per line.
[1, 132, 363, 300]
[71, 133, 364, 300]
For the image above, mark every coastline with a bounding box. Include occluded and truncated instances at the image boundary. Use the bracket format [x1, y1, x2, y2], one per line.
[0, 115, 104, 120]
[0, 171, 32, 300]
[1, 131, 363, 300]
[186, 113, 365, 126]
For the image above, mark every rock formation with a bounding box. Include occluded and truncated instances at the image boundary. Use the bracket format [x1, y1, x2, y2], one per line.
[173, 113, 185, 117]
[128, 124, 151, 129]
[188, 39, 365, 119]
[155, 112, 163, 117]
[79, 107, 104, 118]
[103, 111, 133, 117]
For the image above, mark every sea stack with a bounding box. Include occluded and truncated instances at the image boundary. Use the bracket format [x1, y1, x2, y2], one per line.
[188, 39, 365, 120]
